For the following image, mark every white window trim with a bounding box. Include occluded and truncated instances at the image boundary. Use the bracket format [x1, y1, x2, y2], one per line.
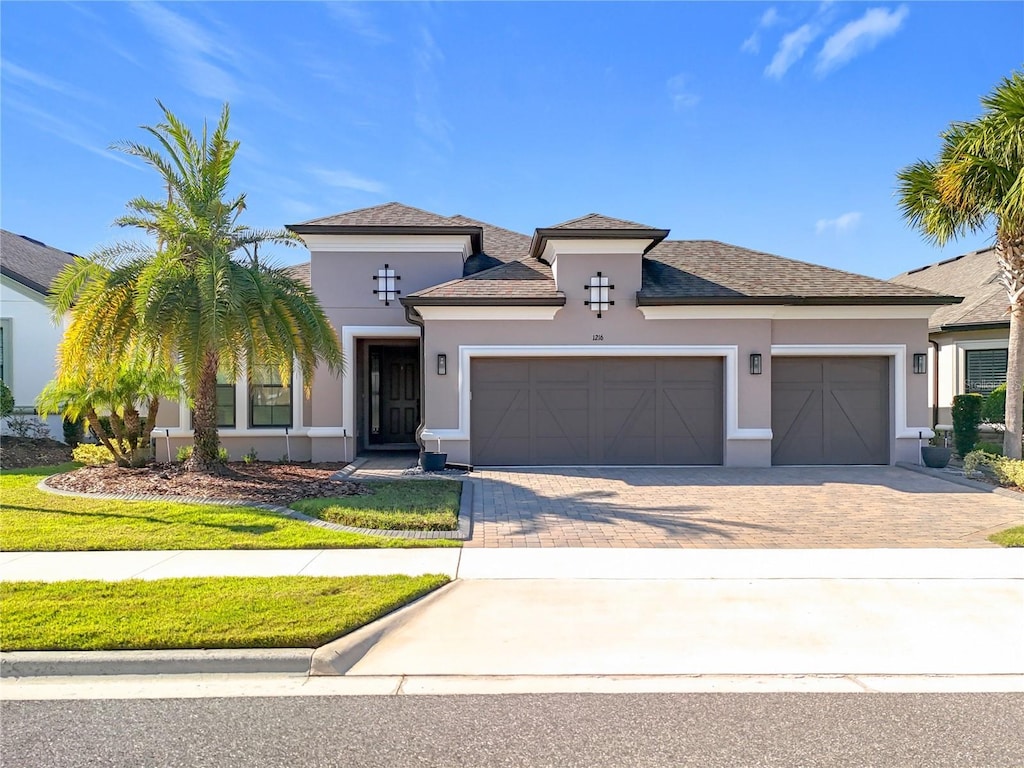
[0, 317, 11, 390]
[955, 338, 1009, 396]
[173, 361, 304, 438]
[419, 344, 773, 447]
[770, 344, 932, 439]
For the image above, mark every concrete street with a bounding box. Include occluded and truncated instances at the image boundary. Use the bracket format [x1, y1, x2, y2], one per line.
[4, 692, 1022, 767]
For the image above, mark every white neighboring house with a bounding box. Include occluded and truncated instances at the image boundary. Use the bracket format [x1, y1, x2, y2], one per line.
[892, 247, 1008, 430]
[0, 230, 76, 440]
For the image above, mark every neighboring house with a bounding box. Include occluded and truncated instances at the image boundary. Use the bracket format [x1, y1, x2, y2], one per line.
[892, 247, 1007, 428]
[0, 230, 76, 439]
[154, 202, 958, 467]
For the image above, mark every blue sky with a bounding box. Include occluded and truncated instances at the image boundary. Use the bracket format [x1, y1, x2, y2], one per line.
[2, 2, 1021, 279]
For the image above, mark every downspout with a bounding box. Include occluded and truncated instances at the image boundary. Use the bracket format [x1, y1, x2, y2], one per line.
[404, 302, 426, 455]
[930, 339, 940, 430]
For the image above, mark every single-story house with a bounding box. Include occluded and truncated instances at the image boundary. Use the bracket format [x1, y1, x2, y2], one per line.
[891, 247, 1008, 427]
[0, 230, 75, 439]
[154, 202, 960, 467]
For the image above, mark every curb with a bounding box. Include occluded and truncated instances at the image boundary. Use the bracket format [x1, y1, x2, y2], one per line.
[38, 472, 474, 541]
[309, 580, 463, 676]
[0, 648, 314, 678]
[896, 461, 1024, 501]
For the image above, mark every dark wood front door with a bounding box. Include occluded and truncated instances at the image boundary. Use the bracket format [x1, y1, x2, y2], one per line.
[370, 345, 419, 445]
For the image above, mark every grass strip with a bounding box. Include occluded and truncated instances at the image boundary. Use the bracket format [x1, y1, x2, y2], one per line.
[989, 526, 1024, 547]
[292, 479, 461, 531]
[0, 575, 449, 650]
[0, 465, 459, 550]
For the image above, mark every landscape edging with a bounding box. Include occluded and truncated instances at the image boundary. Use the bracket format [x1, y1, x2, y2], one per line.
[37, 473, 473, 541]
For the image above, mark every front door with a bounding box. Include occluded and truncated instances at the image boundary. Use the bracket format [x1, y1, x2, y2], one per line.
[369, 345, 419, 445]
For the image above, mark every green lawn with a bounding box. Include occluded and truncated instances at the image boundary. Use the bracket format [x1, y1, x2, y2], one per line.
[292, 479, 462, 531]
[0, 575, 449, 650]
[989, 526, 1024, 547]
[0, 466, 459, 550]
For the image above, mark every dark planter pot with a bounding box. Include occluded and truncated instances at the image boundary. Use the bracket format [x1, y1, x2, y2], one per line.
[420, 451, 448, 472]
[921, 446, 952, 469]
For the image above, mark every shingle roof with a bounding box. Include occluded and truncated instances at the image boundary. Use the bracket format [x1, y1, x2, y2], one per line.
[549, 213, 660, 230]
[891, 248, 1006, 329]
[404, 258, 563, 305]
[0, 229, 77, 295]
[283, 261, 310, 286]
[404, 239, 955, 306]
[638, 240, 954, 304]
[446, 214, 530, 274]
[293, 202, 457, 228]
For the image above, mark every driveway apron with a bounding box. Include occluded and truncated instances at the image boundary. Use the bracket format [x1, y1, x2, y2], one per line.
[464, 466, 1023, 548]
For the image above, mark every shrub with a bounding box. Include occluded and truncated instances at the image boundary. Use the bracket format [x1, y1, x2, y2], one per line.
[0, 380, 13, 419]
[981, 383, 1008, 423]
[242, 447, 258, 465]
[176, 444, 229, 463]
[72, 443, 116, 466]
[63, 418, 84, 448]
[974, 441, 1004, 456]
[5, 415, 50, 439]
[951, 394, 984, 457]
[963, 449, 1024, 489]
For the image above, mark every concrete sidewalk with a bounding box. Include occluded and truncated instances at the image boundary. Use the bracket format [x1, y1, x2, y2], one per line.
[2, 547, 1022, 582]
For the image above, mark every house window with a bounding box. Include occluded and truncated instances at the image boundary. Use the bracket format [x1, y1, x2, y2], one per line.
[965, 349, 1008, 395]
[190, 372, 235, 428]
[250, 366, 292, 427]
[0, 319, 10, 386]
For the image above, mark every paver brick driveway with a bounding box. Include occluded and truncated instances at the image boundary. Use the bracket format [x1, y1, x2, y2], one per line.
[464, 466, 1023, 548]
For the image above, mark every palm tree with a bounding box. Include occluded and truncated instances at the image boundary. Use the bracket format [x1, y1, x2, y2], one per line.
[50, 102, 343, 470]
[896, 70, 1024, 458]
[38, 348, 182, 467]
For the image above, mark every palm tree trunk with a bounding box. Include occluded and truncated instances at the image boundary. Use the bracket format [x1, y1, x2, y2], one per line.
[189, 350, 223, 471]
[999, 241, 1024, 460]
[1005, 304, 1024, 459]
[86, 408, 130, 468]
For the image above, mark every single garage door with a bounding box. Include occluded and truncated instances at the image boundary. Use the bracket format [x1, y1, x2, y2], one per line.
[471, 357, 723, 466]
[771, 357, 889, 465]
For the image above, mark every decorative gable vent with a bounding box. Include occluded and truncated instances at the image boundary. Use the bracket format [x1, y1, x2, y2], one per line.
[584, 272, 614, 318]
[373, 264, 400, 305]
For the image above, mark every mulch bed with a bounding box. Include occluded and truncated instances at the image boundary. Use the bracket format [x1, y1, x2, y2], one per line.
[44, 461, 369, 506]
[1, 437, 75, 469]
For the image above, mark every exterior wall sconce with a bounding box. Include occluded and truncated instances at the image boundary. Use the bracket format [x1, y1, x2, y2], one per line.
[437, 353, 447, 376]
[913, 353, 927, 374]
[584, 272, 614, 318]
[749, 353, 762, 375]
[373, 264, 400, 306]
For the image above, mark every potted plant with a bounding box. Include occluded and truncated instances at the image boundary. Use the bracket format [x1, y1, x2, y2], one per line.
[921, 434, 952, 469]
[420, 437, 447, 472]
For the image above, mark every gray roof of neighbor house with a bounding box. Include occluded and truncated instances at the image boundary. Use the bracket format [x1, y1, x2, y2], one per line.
[891, 247, 1007, 330]
[0, 229, 77, 295]
[283, 261, 311, 286]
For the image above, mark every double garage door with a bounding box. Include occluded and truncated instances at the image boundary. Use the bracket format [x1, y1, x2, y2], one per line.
[470, 355, 890, 466]
[471, 357, 723, 466]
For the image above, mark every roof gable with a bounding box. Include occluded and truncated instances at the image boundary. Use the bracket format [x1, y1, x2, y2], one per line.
[0, 229, 77, 295]
[549, 213, 660, 230]
[293, 202, 455, 228]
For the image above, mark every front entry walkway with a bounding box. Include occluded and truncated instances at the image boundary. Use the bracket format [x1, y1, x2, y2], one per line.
[464, 466, 1023, 549]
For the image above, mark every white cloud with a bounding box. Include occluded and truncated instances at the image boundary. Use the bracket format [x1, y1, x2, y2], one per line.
[412, 26, 452, 152]
[326, 2, 390, 43]
[1, 59, 98, 102]
[740, 6, 780, 54]
[765, 24, 819, 79]
[309, 167, 387, 195]
[816, 5, 909, 76]
[816, 211, 862, 234]
[666, 73, 700, 110]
